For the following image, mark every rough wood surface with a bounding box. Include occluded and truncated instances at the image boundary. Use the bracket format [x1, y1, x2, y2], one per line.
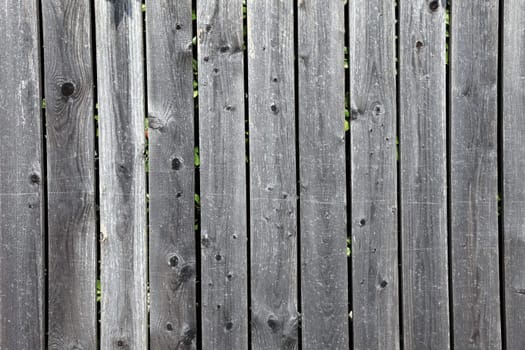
[95, 0, 148, 348]
[503, 0, 525, 347]
[298, 0, 349, 348]
[399, 1, 449, 349]
[349, 0, 399, 348]
[247, 0, 298, 348]
[41, 1, 97, 348]
[197, 0, 248, 348]
[0, 1, 45, 348]
[146, 1, 197, 349]
[451, 0, 502, 348]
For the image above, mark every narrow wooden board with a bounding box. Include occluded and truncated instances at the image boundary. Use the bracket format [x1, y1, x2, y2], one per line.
[451, 0, 502, 348]
[349, 0, 399, 348]
[41, 1, 97, 348]
[298, 0, 349, 348]
[503, 0, 525, 347]
[146, 0, 197, 348]
[95, 0, 148, 348]
[247, 0, 298, 348]
[399, 1, 449, 349]
[197, 0, 248, 348]
[0, 1, 45, 348]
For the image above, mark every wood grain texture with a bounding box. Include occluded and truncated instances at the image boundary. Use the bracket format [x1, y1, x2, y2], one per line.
[95, 0, 148, 348]
[0, 1, 45, 348]
[197, 0, 248, 348]
[146, 1, 197, 349]
[41, 1, 97, 348]
[349, 0, 399, 348]
[451, 0, 502, 348]
[298, 0, 349, 348]
[399, 1, 449, 349]
[247, 0, 298, 348]
[503, 0, 525, 347]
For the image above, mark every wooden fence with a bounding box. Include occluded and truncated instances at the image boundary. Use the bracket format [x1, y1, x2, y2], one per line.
[0, 0, 523, 349]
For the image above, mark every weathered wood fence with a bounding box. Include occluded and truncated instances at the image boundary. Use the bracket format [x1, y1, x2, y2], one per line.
[1, 0, 523, 349]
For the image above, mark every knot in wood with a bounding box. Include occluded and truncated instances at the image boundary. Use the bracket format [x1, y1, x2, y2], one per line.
[61, 82, 75, 97]
[182, 327, 196, 344]
[267, 316, 280, 333]
[179, 264, 194, 282]
[429, 0, 440, 11]
[169, 255, 179, 267]
[172, 157, 183, 170]
[30, 173, 40, 184]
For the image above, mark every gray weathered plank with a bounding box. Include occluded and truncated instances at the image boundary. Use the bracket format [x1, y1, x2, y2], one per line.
[0, 1, 45, 348]
[41, 1, 97, 348]
[197, 0, 248, 348]
[503, 0, 525, 347]
[349, 0, 399, 348]
[95, 0, 148, 348]
[247, 0, 298, 348]
[399, 1, 449, 349]
[298, 0, 349, 348]
[146, 0, 197, 348]
[450, 0, 502, 348]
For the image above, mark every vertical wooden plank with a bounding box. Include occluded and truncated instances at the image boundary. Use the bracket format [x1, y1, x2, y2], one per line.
[0, 1, 45, 348]
[298, 0, 349, 348]
[95, 0, 148, 348]
[247, 0, 298, 348]
[399, 1, 449, 349]
[41, 1, 97, 348]
[349, 0, 399, 348]
[451, 0, 502, 348]
[503, 0, 525, 347]
[197, 0, 248, 348]
[146, 0, 197, 348]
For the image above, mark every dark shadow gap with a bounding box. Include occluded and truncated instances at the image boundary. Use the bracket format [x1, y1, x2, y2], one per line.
[293, 0, 302, 348]
[192, 1, 203, 348]
[89, 0, 101, 348]
[445, 1, 454, 348]
[344, 0, 352, 348]
[497, 0, 507, 347]
[395, 1, 404, 349]
[242, 1, 252, 348]
[36, 0, 49, 348]
[140, 2, 150, 348]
